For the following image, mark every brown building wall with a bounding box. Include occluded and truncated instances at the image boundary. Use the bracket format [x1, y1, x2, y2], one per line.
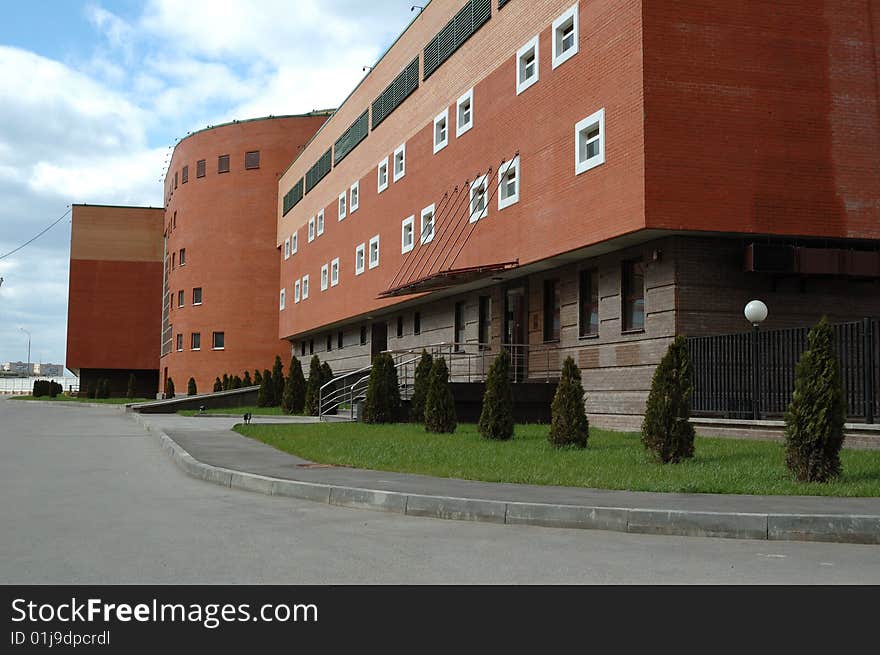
[67, 205, 164, 375]
[162, 115, 328, 393]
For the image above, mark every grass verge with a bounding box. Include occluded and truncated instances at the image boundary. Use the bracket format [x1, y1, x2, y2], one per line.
[234, 422, 880, 497]
[178, 405, 288, 416]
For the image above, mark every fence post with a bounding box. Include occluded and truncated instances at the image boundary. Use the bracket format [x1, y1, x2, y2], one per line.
[865, 317, 875, 425]
[751, 325, 761, 421]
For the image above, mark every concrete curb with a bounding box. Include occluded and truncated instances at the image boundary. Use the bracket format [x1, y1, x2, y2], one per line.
[130, 413, 880, 545]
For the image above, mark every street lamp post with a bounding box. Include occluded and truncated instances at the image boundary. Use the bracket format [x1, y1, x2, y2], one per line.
[19, 327, 31, 378]
[744, 300, 768, 420]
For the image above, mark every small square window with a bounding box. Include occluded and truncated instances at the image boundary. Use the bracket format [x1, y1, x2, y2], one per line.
[517, 35, 540, 95]
[433, 110, 448, 154]
[308, 217, 315, 242]
[369, 235, 380, 269]
[456, 88, 474, 137]
[176, 333, 183, 352]
[179, 248, 186, 266]
[401, 215, 415, 254]
[316, 209, 324, 236]
[192, 287, 202, 305]
[350, 181, 359, 213]
[330, 257, 339, 286]
[212, 331, 225, 349]
[245, 150, 260, 169]
[470, 175, 489, 222]
[218, 154, 230, 173]
[284, 238, 291, 260]
[377, 157, 389, 193]
[181, 165, 188, 184]
[177, 289, 184, 308]
[196, 159, 206, 178]
[355, 243, 366, 275]
[498, 156, 520, 210]
[321, 264, 329, 291]
[393, 143, 406, 181]
[294, 279, 301, 303]
[338, 192, 347, 221]
[291, 232, 298, 254]
[575, 108, 605, 175]
[552, 4, 579, 69]
[191, 332, 201, 350]
[280, 288, 286, 310]
[302, 275, 310, 299]
[420, 204, 435, 244]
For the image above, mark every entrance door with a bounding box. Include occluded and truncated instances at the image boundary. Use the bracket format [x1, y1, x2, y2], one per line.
[371, 321, 388, 361]
[504, 286, 527, 381]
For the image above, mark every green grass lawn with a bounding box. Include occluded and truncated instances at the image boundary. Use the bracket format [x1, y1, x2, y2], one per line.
[178, 405, 288, 416]
[10, 395, 151, 404]
[233, 422, 880, 497]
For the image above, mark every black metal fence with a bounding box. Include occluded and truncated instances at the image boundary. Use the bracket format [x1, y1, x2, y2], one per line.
[688, 318, 878, 423]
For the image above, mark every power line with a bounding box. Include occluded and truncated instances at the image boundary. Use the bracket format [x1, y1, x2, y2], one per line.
[0, 206, 71, 261]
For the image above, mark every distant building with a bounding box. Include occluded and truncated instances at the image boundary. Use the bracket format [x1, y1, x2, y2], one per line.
[33, 363, 65, 377]
[0, 362, 64, 376]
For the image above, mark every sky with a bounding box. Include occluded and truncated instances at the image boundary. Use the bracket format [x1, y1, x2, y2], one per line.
[0, 0, 421, 371]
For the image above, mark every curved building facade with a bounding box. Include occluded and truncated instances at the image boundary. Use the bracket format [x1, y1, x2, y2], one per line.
[162, 114, 329, 394]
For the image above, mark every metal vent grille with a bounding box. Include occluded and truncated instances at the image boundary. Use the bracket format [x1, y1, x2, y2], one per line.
[304, 148, 332, 194]
[218, 154, 230, 173]
[245, 151, 260, 169]
[423, 0, 491, 80]
[371, 57, 420, 130]
[282, 178, 304, 216]
[334, 110, 369, 166]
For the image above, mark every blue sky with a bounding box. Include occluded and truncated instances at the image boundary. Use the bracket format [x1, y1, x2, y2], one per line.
[0, 1, 420, 370]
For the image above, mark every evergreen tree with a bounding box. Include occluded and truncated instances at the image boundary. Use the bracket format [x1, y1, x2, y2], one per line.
[288, 356, 306, 414]
[222, 373, 230, 391]
[257, 369, 272, 407]
[253, 369, 263, 386]
[425, 357, 456, 433]
[165, 377, 175, 399]
[549, 356, 589, 448]
[478, 349, 514, 440]
[187, 377, 197, 396]
[304, 356, 323, 416]
[126, 373, 137, 399]
[362, 353, 401, 423]
[320, 362, 337, 415]
[243, 371, 252, 387]
[641, 335, 695, 463]
[213, 377, 222, 393]
[86, 380, 97, 399]
[232, 375, 242, 389]
[784, 317, 847, 482]
[272, 355, 285, 407]
[409, 350, 433, 423]
[98, 378, 110, 399]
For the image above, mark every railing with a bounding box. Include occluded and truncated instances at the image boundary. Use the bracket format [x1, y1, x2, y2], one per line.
[688, 318, 878, 422]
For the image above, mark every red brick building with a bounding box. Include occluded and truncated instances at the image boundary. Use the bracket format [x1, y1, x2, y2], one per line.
[277, 0, 880, 427]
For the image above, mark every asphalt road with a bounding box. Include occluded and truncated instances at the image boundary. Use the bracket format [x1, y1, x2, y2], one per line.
[1, 397, 878, 584]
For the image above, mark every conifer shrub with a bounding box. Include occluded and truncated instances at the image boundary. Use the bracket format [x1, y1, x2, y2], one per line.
[257, 369, 272, 407]
[641, 335, 695, 464]
[549, 356, 589, 448]
[253, 370, 263, 386]
[187, 377, 197, 396]
[86, 380, 97, 399]
[478, 349, 514, 441]
[213, 377, 222, 393]
[409, 350, 433, 423]
[32, 379, 49, 397]
[272, 355, 285, 406]
[98, 378, 110, 399]
[165, 377, 175, 399]
[320, 362, 337, 415]
[243, 371, 252, 387]
[222, 373, 230, 391]
[126, 373, 137, 399]
[425, 357, 456, 433]
[50, 381, 62, 398]
[784, 317, 847, 482]
[232, 375, 242, 389]
[287, 356, 306, 414]
[362, 353, 401, 424]
[304, 356, 323, 416]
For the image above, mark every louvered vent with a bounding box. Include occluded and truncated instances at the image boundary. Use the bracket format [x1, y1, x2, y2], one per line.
[245, 151, 260, 169]
[372, 57, 420, 130]
[423, 0, 491, 80]
[283, 178, 304, 216]
[334, 110, 369, 166]
[304, 148, 332, 194]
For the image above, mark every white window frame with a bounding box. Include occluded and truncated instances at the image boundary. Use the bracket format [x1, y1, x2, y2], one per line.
[456, 87, 474, 137]
[176, 333, 183, 352]
[469, 175, 489, 222]
[308, 217, 315, 242]
[284, 238, 291, 260]
[350, 181, 359, 213]
[552, 4, 579, 70]
[498, 156, 520, 210]
[316, 209, 325, 236]
[393, 143, 406, 182]
[330, 257, 339, 286]
[516, 35, 540, 95]
[420, 204, 435, 245]
[301, 274, 310, 300]
[320, 264, 329, 291]
[291, 231, 298, 254]
[280, 288, 286, 310]
[401, 215, 415, 253]
[433, 109, 448, 154]
[212, 332, 225, 350]
[369, 234, 380, 269]
[294, 279, 301, 303]
[575, 108, 606, 175]
[191, 333, 201, 351]
[377, 157, 389, 193]
[355, 243, 366, 275]
[338, 192, 347, 221]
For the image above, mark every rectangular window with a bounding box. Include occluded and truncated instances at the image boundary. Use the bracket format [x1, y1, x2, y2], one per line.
[456, 88, 473, 137]
[350, 181, 359, 213]
[191, 332, 200, 350]
[245, 150, 260, 170]
[543, 279, 561, 342]
[517, 35, 539, 95]
[174, 171, 178, 189]
[433, 110, 448, 153]
[397, 316, 404, 338]
[302, 275, 310, 299]
[360, 325, 367, 345]
[193, 287, 202, 305]
[326, 334, 333, 352]
[309, 339, 315, 355]
[218, 154, 230, 173]
[338, 331, 344, 349]
[177, 289, 184, 308]
[284, 238, 291, 260]
[579, 269, 599, 338]
[172, 252, 176, 268]
[196, 159, 206, 178]
[179, 248, 186, 266]
[575, 108, 605, 174]
[173, 211, 176, 229]
[369, 235, 380, 269]
[320, 264, 329, 291]
[280, 288, 286, 310]
[291, 232, 298, 254]
[401, 215, 415, 253]
[355, 243, 366, 275]
[330, 257, 339, 286]
[212, 331, 225, 349]
[181, 165, 188, 184]
[377, 157, 389, 193]
[478, 295, 491, 347]
[338, 192, 347, 221]
[470, 175, 489, 222]
[454, 302, 465, 351]
[393, 143, 406, 181]
[413, 311, 421, 335]
[308, 217, 315, 242]
[176, 333, 183, 352]
[622, 259, 646, 332]
[552, 4, 579, 69]
[420, 205, 435, 244]
[316, 209, 324, 236]
[294, 279, 301, 303]
[498, 156, 520, 210]
[301, 341, 306, 356]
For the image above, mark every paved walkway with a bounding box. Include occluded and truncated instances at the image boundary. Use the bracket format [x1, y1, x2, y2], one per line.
[135, 413, 880, 544]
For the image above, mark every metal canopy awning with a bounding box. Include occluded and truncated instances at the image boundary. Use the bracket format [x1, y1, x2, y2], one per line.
[378, 260, 519, 298]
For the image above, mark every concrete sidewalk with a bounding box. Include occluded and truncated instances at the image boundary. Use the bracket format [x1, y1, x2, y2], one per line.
[132, 413, 880, 545]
